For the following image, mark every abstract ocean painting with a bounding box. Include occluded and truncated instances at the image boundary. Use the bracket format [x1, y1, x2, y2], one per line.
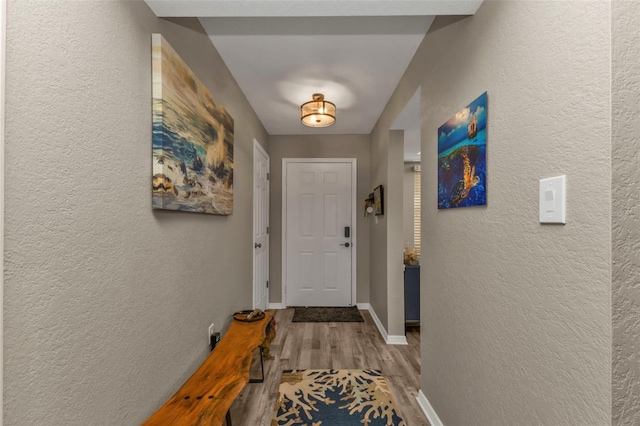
[438, 92, 487, 209]
[152, 34, 234, 215]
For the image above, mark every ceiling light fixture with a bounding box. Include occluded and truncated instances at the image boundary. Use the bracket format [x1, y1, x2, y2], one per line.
[301, 93, 336, 128]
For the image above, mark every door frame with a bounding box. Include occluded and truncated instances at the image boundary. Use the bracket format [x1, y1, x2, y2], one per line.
[281, 158, 357, 308]
[1, 0, 6, 420]
[253, 139, 269, 310]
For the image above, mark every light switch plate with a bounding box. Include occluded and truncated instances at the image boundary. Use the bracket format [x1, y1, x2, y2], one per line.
[539, 175, 566, 224]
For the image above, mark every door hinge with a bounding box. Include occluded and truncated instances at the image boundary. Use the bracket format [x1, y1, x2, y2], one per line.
[266, 280, 269, 288]
[267, 226, 270, 235]
[266, 172, 270, 181]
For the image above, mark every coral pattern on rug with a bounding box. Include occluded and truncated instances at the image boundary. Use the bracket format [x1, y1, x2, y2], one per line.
[272, 369, 406, 426]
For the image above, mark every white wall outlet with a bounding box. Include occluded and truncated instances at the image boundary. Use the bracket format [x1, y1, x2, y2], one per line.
[208, 323, 215, 344]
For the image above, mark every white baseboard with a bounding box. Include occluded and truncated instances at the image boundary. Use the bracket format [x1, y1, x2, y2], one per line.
[268, 303, 285, 309]
[367, 304, 408, 345]
[386, 335, 408, 345]
[271, 303, 369, 310]
[367, 304, 388, 341]
[417, 390, 443, 426]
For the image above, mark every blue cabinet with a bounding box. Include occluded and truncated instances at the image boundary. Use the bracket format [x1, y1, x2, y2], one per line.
[404, 265, 420, 324]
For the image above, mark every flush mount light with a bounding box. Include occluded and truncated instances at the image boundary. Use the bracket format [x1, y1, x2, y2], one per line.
[301, 93, 336, 128]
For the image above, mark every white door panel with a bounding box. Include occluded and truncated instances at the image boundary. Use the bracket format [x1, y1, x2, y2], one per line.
[253, 141, 269, 311]
[285, 161, 353, 307]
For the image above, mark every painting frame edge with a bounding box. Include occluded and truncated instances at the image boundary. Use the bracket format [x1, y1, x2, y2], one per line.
[374, 185, 384, 216]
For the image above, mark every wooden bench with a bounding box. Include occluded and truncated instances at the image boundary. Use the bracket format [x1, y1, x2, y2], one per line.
[143, 311, 275, 426]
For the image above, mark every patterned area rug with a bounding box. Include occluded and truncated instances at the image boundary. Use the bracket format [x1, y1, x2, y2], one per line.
[272, 369, 406, 425]
[291, 306, 364, 323]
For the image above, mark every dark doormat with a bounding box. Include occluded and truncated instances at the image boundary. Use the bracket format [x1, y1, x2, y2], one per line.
[292, 306, 364, 323]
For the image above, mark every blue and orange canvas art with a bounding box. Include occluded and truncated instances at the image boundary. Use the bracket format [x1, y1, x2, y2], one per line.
[152, 34, 234, 215]
[438, 92, 487, 209]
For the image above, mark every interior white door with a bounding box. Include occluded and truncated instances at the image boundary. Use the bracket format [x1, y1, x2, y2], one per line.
[253, 141, 269, 311]
[285, 161, 353, 307]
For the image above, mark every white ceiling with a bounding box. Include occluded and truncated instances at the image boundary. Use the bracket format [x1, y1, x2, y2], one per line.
[200, 16, 433, 135]
[145, 0, 483, 151]
[145, 0, 484, 18]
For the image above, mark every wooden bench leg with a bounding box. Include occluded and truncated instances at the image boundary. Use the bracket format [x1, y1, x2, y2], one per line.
[225, 410, 232, 426]
[249, 346, 265, 384]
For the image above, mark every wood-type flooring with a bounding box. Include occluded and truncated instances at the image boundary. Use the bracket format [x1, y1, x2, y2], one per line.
[230, 308, 428, 425]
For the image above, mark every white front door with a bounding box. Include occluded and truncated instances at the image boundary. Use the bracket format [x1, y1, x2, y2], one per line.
[253, 140, 269, 311]
[284, 160, 354, 307]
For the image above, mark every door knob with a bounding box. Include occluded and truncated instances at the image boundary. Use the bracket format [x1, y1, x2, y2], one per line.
[255, 243, 262, 248]
[340, 242, 350, 247]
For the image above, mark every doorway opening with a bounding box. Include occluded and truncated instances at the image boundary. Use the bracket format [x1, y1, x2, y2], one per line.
[391, 88, 421, 334]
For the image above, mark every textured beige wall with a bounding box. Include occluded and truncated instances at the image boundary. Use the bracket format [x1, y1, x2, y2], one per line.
[386, 130, 405, 336]
[368, 128, 406, 336]
[374, 1, 611, 424]
[4, 1, 268, 424]
[612, 1, 640, 424]
[369, 127, 389, 329]
[267, 134, 371, 305]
